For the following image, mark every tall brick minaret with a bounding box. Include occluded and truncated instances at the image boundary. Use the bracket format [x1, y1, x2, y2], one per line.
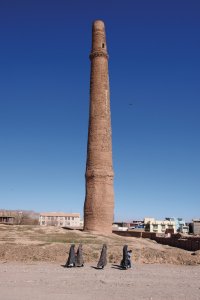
[84, 20, 114, 233]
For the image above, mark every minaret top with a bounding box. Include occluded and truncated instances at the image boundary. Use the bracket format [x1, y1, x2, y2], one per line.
[92, 20, 105, 31]
[90, 20, 108, 60]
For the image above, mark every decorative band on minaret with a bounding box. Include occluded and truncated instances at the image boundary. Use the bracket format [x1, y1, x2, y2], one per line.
[84, 20, 114, 233]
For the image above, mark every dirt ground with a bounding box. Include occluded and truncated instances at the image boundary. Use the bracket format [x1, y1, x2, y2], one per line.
[1, 225, 200, 299]
[0, 262, 200, 300]
[0, 224, 200, 265]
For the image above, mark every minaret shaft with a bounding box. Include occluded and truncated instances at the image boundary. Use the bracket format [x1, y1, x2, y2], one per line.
[84, 20, 114, 233]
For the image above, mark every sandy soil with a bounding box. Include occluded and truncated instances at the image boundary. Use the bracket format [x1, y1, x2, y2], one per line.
[1, 225, 200, 299]
[0, 262, 200, 300]
[1, 225, 200, 265]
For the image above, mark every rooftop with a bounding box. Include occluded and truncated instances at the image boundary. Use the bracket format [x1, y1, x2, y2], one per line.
[40, 212, 80, 217]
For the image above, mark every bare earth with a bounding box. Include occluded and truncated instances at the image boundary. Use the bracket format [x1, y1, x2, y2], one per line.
[0, 262, 200, 300]
[1, 225, 200, 299]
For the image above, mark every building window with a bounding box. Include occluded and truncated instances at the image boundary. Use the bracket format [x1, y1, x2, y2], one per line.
[102, 43, 104, 48]
[72, 217, 74, 220]
[152, 225, 158, 232]
[161, 225, 165, 231]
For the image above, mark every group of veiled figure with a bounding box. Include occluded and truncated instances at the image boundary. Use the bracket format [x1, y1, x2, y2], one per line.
[65, 244, 84, 267]
[65, 244, 132, 270]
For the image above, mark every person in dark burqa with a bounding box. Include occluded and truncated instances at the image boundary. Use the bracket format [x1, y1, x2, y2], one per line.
[65, 244, 76, 267]
[75, 243, 84, 267]
[97, 244, 107, 269]
[120, 245, 131, 269]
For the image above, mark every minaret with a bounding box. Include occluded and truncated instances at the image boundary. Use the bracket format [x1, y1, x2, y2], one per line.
[84, 20, 114, 233]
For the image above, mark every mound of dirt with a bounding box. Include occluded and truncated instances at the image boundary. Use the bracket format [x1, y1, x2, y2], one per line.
[0, 225, 200, 265]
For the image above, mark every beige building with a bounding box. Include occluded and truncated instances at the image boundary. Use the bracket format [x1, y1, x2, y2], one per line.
[144, 217, 176, 234]
[0, 212, 15, 224]
[192, 219, 200, 235]
[39, 212, 83, 228]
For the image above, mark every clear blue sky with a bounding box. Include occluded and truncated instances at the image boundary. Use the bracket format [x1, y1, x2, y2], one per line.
[0, 0, 199, 221]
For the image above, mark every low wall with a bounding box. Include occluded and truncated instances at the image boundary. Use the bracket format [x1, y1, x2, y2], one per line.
[154, 236, 200, 251]
[113, 231, 142, 238]
[112, 230, 200, 252]
[113, 231, 156, 239]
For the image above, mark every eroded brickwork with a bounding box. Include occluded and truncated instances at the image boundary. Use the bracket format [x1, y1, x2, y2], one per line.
[84, 20, 114, 233]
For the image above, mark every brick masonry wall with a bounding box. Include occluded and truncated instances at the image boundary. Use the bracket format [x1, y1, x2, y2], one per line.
[113, 231, 142, 238]
[112, 230, 200, 251]
[154, 236, 200, 251]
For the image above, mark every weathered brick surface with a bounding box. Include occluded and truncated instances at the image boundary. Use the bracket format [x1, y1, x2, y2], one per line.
[113, 231, 142, 238]
[84, 20, 114, 233]
[113, 230, 200, 252]
[153, 236, 200, 251]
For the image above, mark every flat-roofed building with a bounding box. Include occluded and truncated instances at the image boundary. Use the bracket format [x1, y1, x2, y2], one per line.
[0, 215, 15, 224]
[144, 217, 176, 234]
[0, 211, 15, 224]
[192, 219, 200, 235]
[39, 212, 82, 228]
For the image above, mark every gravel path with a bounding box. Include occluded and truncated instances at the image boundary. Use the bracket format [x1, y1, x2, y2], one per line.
[0, 262, 200, 300]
